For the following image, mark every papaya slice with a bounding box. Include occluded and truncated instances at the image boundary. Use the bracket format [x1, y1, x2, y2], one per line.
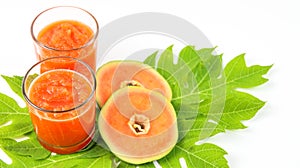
[98, 87, 178, 164]
[96, 61, 172, 107]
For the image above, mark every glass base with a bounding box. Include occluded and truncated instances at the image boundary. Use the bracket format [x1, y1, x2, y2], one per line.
[38, 128, 95, 154]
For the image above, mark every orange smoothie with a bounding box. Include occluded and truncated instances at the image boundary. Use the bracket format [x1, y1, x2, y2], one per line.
[36, 20, 96, 70]
[27, 69, 95, 154]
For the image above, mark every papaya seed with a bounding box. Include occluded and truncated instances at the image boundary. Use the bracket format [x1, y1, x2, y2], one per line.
[120, 80, 144, 88]
[128, 114, 150, 135]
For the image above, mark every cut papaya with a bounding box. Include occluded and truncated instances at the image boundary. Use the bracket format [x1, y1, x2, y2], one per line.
[96, 61, 172, 107]
[98, 87, 178, 164]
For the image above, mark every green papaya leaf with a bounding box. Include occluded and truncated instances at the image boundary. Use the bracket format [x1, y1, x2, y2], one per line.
[0, 92, 32, 139]
[1, 75, 24, 101]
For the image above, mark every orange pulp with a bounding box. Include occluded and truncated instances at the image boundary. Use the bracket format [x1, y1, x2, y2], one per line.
[28, 69, 95, 154]
[37, 20, 96, 70]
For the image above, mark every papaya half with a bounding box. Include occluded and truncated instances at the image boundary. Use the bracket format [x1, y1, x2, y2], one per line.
[95, 60, 172, 107]
[98, 87, 178, 164]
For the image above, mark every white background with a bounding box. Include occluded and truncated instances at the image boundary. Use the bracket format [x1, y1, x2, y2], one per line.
[0, 0, 299, 167]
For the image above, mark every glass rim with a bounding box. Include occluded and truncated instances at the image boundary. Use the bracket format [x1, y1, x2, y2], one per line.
[30, 5, 99, 52]
[22, 56, 97, 113]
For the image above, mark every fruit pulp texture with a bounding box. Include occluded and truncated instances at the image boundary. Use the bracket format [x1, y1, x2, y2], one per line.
[28, 69, 95, 154]
[37, 20, 96, 70]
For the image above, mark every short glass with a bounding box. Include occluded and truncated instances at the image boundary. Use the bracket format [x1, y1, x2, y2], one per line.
[22, 56, 96, 154]
[31, 6, 99, 71]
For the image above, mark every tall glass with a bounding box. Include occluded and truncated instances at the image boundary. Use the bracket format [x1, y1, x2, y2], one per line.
[31, 6, 99, 71]
[22, 57, 96, 154]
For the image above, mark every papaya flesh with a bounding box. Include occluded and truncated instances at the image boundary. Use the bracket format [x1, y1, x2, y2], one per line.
[98, 87, 178, 164]
[96, 61, 172, 107]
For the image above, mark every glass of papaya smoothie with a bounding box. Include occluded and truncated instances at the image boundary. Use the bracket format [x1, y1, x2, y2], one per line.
[22, 56, 96, 154]
[31, 6, 99, 71]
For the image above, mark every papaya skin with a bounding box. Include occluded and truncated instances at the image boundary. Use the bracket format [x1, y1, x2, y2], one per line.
[96, 60, 172, 107]
[98, 87, 178, 165]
